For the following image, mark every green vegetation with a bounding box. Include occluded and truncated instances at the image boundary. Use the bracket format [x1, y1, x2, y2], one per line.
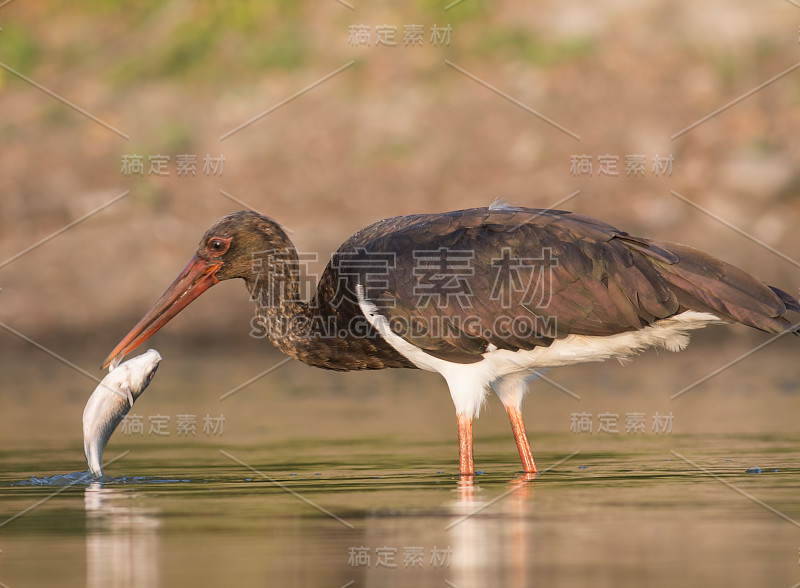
[477, 29, 595, 67]
[412, 0, 491, 23]
[108, 2, 308, 86]
[0, 25, 40, 75]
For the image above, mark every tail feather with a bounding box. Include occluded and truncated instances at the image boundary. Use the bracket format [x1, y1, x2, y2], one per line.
[642, 241, 800, 335]
[769, 285, 800, 314]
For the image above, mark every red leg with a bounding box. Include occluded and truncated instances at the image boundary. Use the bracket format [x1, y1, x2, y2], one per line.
[506, 406, 537, 473]
[457, 414, 474, 476]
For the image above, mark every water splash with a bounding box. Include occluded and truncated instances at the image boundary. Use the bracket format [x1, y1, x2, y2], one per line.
[12, 471, 189, 486]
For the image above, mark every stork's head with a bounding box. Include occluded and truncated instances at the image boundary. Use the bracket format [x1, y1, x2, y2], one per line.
[102, 211, 290, 369]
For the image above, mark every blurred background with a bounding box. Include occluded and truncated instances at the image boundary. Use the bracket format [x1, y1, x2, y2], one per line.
[1, 0, 799, 448]
[4, 4, 800, 586]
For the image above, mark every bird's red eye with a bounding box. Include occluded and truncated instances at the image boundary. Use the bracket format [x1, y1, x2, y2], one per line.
[206, 237, 231, 257]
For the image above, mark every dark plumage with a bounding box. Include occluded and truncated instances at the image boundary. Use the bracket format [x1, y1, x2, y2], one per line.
[217, 207, 798, 367]
[330, 207, 799, 361]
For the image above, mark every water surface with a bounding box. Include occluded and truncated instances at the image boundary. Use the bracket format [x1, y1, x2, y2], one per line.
[1, 340, 800, 587]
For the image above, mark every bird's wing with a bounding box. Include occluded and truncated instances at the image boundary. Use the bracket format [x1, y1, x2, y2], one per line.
[330, 207, 679, 361]
[331, 207, 798, 363]
[635, 239, 800, 334]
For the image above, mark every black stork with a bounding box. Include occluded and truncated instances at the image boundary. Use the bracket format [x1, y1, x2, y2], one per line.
[102, 205, 800, 475]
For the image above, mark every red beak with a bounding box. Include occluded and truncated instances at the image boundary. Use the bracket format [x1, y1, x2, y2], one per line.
[102, 255, 222, 370]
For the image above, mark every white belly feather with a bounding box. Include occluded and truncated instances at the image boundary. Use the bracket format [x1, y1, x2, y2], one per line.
[357, 285, 722, 418]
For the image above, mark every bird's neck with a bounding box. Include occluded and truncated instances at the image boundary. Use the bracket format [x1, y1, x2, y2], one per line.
[243, 244, 412, 371]
[245, 245, 312, 357]
[242, 245, 346, 369]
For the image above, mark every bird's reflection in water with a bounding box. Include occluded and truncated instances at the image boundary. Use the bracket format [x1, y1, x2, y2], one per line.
[456, 476, 474, 501]
[448, 473, 535, 588]
[84, 482, 161, 588]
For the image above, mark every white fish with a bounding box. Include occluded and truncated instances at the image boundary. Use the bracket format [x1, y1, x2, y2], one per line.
[83, 349, 162, 478]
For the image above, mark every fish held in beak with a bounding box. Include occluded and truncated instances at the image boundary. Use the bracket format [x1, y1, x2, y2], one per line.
[83, 349, 162, 478]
